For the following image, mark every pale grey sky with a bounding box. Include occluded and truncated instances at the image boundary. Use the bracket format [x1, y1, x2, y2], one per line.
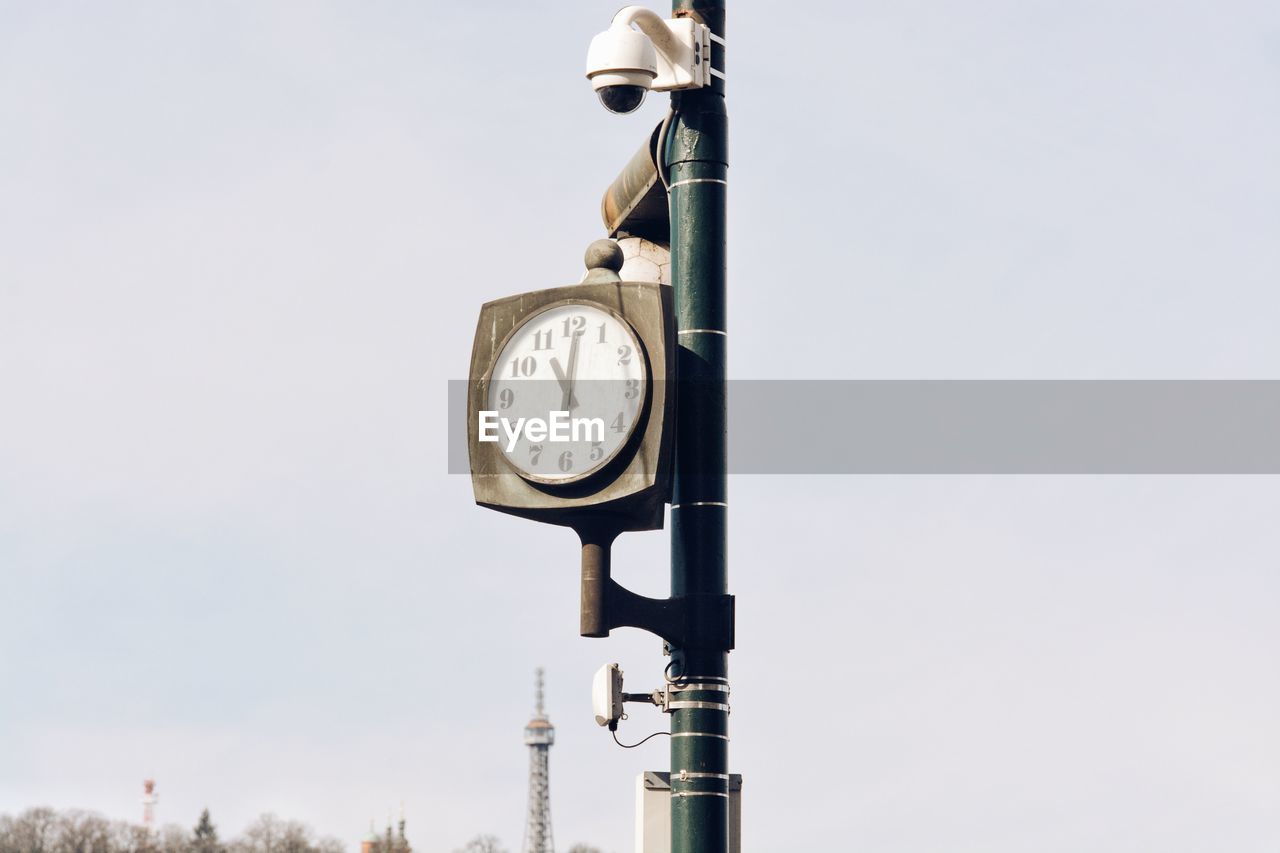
[1, 2, 1278, 851]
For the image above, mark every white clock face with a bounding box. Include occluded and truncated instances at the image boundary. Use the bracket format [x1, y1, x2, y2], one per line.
[487, 302, 647, 484]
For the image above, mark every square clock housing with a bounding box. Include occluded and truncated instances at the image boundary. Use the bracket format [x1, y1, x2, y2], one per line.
[467, 280, 675, 533]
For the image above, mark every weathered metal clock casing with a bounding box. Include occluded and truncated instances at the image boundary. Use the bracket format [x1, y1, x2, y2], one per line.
[467, 280, 675, 532]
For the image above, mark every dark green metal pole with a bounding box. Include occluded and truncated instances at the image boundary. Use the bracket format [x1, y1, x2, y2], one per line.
[666, 1, 728, 851]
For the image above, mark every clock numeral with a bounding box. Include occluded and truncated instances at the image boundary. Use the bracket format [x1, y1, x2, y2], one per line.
[510, 355, 537, 378]
[532, 329, 553, 351]
[558, 450, 574, 472]
[529, 444, 543, 465]
[624, 378, 639, 400]
[562, 315, 587, 338]
[597, 322, 607, 344]
[498, 388, 515, 409]
[617, 345, 632, 366]
[611, 412, 627, 434]
[589, 441, 604, 461]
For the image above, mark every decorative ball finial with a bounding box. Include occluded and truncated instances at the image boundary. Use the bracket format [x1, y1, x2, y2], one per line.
[584, 239, 624, 273]
[582, 239, 625, 283]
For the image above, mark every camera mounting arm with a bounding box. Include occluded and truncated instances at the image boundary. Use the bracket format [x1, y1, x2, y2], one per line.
[607, 6, 711, 94]
[610, 6, 686, 69]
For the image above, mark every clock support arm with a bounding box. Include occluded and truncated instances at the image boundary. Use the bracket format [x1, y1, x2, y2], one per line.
[579, 523, 734, 650]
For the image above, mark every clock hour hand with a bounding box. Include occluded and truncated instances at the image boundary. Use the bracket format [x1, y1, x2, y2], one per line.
[549, 356, 578, 411]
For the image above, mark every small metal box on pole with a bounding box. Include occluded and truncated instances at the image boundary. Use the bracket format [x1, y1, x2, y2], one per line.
[635, 772, 741, 853]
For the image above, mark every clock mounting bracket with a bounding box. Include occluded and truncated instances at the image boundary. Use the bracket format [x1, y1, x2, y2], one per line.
[578, 521, 735, 651]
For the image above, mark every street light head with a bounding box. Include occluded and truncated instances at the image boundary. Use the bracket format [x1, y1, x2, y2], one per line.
[586, 24, 657, 115]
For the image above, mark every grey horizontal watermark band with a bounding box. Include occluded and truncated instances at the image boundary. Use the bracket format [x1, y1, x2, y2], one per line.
[447, 380, 1280, 474]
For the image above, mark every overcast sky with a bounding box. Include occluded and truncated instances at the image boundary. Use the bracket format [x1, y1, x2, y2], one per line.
[2, 2, 1278, 851]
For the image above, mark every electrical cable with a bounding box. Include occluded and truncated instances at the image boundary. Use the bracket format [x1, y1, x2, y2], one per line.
[612, 728, 672, 749]
[663, 657, 689, 687]
[655, 106, 677, 192]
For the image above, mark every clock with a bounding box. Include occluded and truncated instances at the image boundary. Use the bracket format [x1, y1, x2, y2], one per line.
[467, 278, 675, 532]
[487, 302, 648, 485]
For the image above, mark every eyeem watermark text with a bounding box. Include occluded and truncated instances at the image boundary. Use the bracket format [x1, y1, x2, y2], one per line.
[478, 410, 605, 452]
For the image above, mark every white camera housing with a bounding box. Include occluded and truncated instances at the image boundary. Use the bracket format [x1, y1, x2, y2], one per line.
[586, 7, 712, 114]
[592, 662, 625, 729]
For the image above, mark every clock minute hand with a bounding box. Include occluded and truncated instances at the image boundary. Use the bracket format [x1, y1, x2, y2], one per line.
[564, 331, 582, 413]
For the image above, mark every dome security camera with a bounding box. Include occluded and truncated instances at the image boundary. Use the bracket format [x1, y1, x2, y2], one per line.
[586, 6, 713, 115]
[586, 24, 658, 115]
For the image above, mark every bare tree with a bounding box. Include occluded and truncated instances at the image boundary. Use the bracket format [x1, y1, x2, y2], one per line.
[51, 810, 114, 853]
[0, 808, 342, 853]
[99, 820, 186, 853]
[228, 814, 339, 853]
[158, 824, 191, 853]
[108, 822, 151, 853]
[566, 846, 606, 853]
[310, 841, 345, 853]
[454, 836, 508, 853]
[0, 807, 59, 853]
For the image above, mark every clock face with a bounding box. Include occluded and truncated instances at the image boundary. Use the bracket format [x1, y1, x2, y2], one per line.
[487, 302, 647, 484]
